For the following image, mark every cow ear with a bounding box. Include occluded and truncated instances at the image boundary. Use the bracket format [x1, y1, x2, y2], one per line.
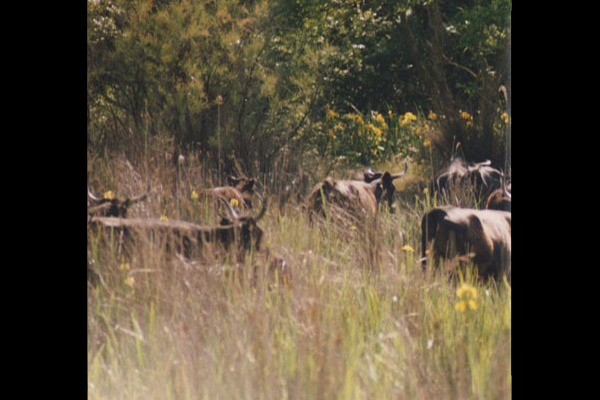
[382, 171, 392, 187]
[227, 176, 239, 186]
[322, 179, 334, 192]
[374, 182, 383, 199]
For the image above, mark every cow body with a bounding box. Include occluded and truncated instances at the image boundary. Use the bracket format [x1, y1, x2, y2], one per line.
[430, 158, 503, 202]
[421, 206, 511, 281]
[307, 163, 408, 223]
[89, 210, 265, 262]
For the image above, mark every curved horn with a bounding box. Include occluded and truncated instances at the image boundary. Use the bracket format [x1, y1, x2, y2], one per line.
[502, 178, 511, 199]
[129, 181, 151, 204]
[390, 161, 409, 180]
[88, 188, 101, 202]
[216, 195, 240, 220]
[254, 195, 268, 221]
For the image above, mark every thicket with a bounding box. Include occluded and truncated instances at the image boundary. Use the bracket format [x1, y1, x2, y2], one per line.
[88, 0, 511, 179]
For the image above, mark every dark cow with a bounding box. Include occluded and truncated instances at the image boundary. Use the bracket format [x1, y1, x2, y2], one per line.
[485, 180, 511, 211]
[421, 205, 511, 282]
[202, 175, 256, 210]
[429, 158, 503, 202]
[88, 182, 150, 218]
[307, 162, 408, 222]
[88, 197, 268, 262]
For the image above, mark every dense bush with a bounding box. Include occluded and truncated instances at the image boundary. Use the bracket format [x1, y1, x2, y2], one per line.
[88, 0, 511, 179]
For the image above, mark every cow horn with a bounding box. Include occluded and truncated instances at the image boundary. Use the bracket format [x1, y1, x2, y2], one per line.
[502, 178, 511, 199]
[129, 181, 151, 203]
[254, 195, 268, 221]
[390, 161, 409, 180]
[216, 195, 240, 221]
[88, 188, 101, 202]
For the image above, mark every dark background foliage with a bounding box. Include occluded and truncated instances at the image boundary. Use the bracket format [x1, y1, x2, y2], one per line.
[88, 0, 511, 179]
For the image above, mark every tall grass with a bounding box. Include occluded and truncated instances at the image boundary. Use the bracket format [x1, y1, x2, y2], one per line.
[88, 153, 511, 400]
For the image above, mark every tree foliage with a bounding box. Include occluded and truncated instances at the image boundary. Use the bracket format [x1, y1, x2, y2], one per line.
[88, 0, 511, 175]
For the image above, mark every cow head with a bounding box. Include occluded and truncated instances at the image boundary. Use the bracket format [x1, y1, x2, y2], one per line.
[485, 177, 511, 211]
[88, 182, 150, 218]
[216, 194, 267, 252]
[227, 176, 256, 208]
[365, 161, 408, 212]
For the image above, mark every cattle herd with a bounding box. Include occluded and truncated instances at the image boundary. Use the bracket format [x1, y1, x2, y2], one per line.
[88, 157, 511, 284]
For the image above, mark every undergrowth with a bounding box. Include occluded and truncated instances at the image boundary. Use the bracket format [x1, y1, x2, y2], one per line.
[87, 153, 511, 400]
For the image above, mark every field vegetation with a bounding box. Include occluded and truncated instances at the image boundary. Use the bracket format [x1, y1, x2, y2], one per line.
[88, 147, 510, 400]
[88, 0, 511, 398]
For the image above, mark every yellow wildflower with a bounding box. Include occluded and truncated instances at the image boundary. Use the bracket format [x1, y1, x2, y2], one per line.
[456, 283, 477, 300]
[401, 245, 415, 253]
[120, 262, 131, 271]
[160, 215, 169, 221]
[326, 107, 339, 121]
[500, 112, 509, 123]
[191, 190, 199, 200]
[366, 123, 383, 138]
[423, 187, 429, 195]
[399, 111, 417, 127]
[423, 138, 431, 148]
[459, 111, 473, 121]
[124, 276, 135, 287]
[404, 112, 417, 121]
[374, 112, 387, 128]
[230, 198, 239, 207]
[344, 113, 364, 125]
[103, 190, 115, 200]
[349, 225, 357, 231]
[428, 111, 437, 120]
[455, 300, 477, 312]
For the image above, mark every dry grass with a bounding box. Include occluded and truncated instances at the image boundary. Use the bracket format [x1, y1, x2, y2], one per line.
[87, 152, 511, 400]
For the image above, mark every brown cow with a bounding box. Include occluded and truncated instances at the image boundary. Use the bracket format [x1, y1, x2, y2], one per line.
[421, 205, 511, 282]
[89, 197, 268, 262]
[429, 158, 503, 202]
[204, 176, 255, 207]
[307, 162, 408, 222]
[485, 181, 511, 211]
[88, 182, 150, 218]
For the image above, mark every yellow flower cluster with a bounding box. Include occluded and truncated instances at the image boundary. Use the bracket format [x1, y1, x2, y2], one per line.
[160, 215, 169, 221]
[399, 111, 417, 127]
[455, 283, 478, 312]
[230, 198, 239, 207]
[344, 113, 364, 126]
[366, 123, 383, 138]
[500, 112, 509, 124]
[459, 111, 473, 121]
[103, 190, 115, 200]
[459, 111, 474, 128]
[191, 190, 199, 200]
[373, 112, 388, 130]
[400, 245, 415, 253]
[325, 105, 340, 121]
